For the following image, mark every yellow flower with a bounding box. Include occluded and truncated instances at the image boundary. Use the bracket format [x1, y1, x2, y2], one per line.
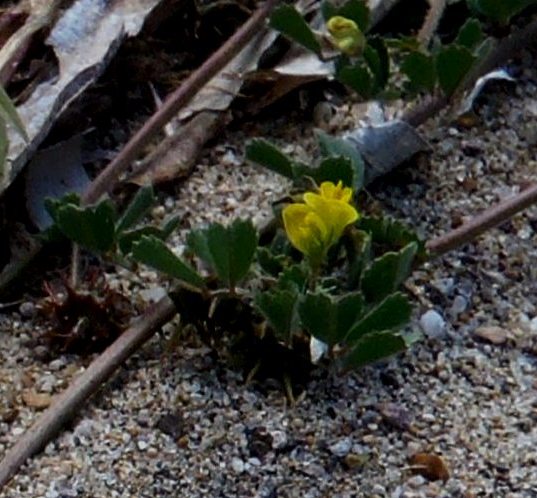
[326, 16, 365, 57]
[282, 181, 359, 265]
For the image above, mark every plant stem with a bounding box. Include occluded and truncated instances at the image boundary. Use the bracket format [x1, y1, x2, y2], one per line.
[427, 183, 537, 256]
[83, 0, 278, 204]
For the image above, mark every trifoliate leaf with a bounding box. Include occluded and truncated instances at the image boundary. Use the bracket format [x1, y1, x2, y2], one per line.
[436, 44, 475, 96]
[187, 219, 258, 289]
[53, 200, 117, 253]
[401, 51, 436, 93]
[255, 288, 299, 344]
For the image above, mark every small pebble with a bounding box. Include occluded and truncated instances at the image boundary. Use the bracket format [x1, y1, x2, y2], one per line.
[230, 457, 245, 474]
[419, 310, 446, 339]
[137, 440, 149, 451]
[19, 301, 36, 319]
[329, 437, 352, 457]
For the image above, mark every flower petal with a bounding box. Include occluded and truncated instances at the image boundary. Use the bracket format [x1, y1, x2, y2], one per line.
[319, 181, 353, 203]
[303, 193, 359, 245]
[282, 204, 328, 260]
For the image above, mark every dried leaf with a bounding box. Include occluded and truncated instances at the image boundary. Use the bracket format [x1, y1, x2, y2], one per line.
[1, 0, 165, 197]
[409, 453, 450, 482]
[473, 325, 510, 345]
[25, 136, 89, 230]
[130, 112, 227, 185]
[344, 120, 430, 185]
[0, 1, 62, 84]
[22, 390, 52, 409]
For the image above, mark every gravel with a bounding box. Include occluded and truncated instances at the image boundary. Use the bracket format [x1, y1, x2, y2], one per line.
[1, 47, 537, 498]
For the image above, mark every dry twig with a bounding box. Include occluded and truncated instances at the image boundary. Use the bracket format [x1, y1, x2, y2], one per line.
[427, 183, 537, 256]
[417, 0, 447, 47]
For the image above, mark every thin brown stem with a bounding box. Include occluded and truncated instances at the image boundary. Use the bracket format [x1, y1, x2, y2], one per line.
[427, 183, 537, 256]
[417, 0, 447, 47]
[83, 0, 278, 204]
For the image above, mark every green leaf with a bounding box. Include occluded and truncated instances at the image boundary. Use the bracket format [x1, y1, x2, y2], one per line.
[343, 228, 372, 290]
[132, 235, 205, 289]
[455, 18, 483, 50]
[468, 0, 537, 24]
[337, 62, 373, 98]
[345, 292, 411, 342]
[385, 36, 421, 51]
[357, 216, 426, 258]
[313, 157, 355, 189]
[161, 215, 181, 239]
[435, 44, 475, 96]
[270, 4, 321, 54]
[343, 330, 407, 369]
[187, 219, 258, 289]
[116, 185, 155, 233]
[364, 37, 389, 93]
[361, 242, 417, 303]
[118, 226, 162, 254]
[299, 291, 364, 346]
[316, 130, 365, 189]
[277, 264, 309, 293]
[53, 200, 117, 252]
[257, 247, 285, 276]
[118, 217, 182, 255]
[255, 289, 299, 344]
[246, 139, 295, 179]
[401, 51, 436, 92]
[0, 85, 27, 141]
[321, 0, 370, 32]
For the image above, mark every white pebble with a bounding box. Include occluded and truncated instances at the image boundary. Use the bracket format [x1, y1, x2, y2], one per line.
[419, 310, 446, 339]
[329, 437, 352, 457]
[230, 457, 245, 474]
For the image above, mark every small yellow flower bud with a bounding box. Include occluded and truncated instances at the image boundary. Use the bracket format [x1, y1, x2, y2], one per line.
[327, 16, 365, 57]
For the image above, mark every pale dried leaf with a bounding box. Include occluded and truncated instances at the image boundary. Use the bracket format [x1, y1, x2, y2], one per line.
[0, 0, 164, 197]
[22, 390, 52, 409]
[473, 325, 510, 345]
[25, 135, 90, 230]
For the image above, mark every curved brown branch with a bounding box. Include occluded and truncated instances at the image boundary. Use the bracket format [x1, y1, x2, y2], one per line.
[427, 183, 537, 256]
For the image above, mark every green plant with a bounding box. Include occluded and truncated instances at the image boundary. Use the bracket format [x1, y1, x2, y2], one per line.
[45, 135, 425, 393]
[268, 0, 533, 99]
